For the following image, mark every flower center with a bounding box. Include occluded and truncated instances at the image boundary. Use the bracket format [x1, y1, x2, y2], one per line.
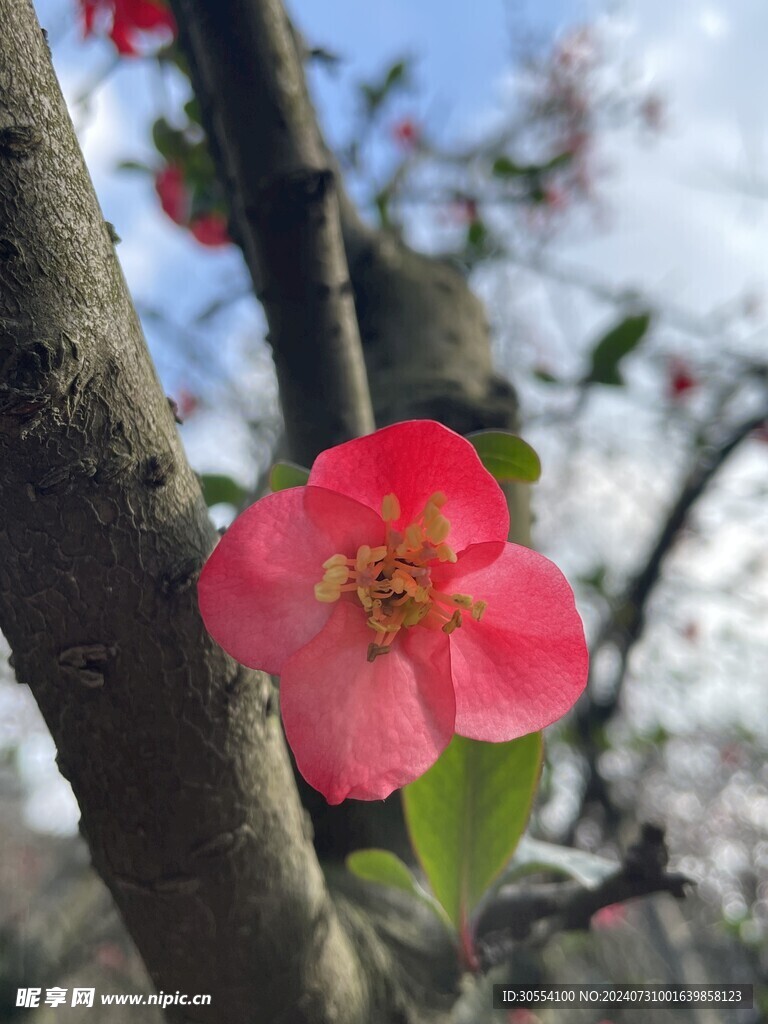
[315, 492, 488, 661]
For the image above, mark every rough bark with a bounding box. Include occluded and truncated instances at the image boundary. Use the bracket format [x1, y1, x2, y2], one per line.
[169, 0, 374, 466]
[0, 3, 386, 1020]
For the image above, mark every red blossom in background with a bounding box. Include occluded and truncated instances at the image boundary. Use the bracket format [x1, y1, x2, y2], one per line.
[176, 387, 200, 420]
[190, 213, 230, 247]
[591, 902, 628, 929]
[198, 421, 588, 803]
[667, 357, 698, 400]
[542, 184, 568, 211]
[154, 164, 188, 225]
[80, 0, 176, 56]
[392, 118, 419, 148]
[507, 1011, 542, 1024]
[154, 163, 230, 247]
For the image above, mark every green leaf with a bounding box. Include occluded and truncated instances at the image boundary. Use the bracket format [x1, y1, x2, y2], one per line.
[493, 151, 573, 179]
[184, 97, 202, 124]
[533, 367, 559, 384]
[346, 848, 419, 892]
[374, 188, 392, 230]
[492, 155, 528, 178]
[152, 117, 187, 161]
[346, 849, 454, 929]
[466, 219, 488, 249]
[466, 430, 542, 483]
[586, 312, 652, 386]
[360, 57, 411, 113]
[269, 461, 310, 492]
[384, 59, 409, 90]
[199, 473, 248, 508]
[116, 160, 151, 174]
[502, 836, 617, 889]
[403, 733, 543, 929]
[541, 149, 574, 173]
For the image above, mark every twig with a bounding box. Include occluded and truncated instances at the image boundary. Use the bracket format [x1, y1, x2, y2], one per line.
[475, 825, 691, 968]
[169, 0, 375, 465]
[569, 403, 768, 834]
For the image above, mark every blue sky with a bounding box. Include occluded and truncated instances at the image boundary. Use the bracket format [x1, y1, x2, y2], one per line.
[292, 0, 574, 139]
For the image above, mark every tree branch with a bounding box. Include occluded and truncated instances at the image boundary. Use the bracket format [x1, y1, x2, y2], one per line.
[0, 2, 387, 1020]
[168, 0, 374, 466]
[475, 825, 691, 967]
[569, 403, 768, 832]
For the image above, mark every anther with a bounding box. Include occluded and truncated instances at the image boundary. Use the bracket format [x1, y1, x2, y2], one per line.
[322, 554, 348, 569]
[442, 609, 463, 634]
[367, 642, 391, 663]
[314, 582, 341, 603]
[437, 543, 457, 563]
[425, 515, 451, 545]
[471, 600, 488, 621]
[356, 545, 372, 572]
[382, 493, 401, 522]
[323, 565, 349, 584]
[405, 524, 424, 549]
[451, 593, 474, 608]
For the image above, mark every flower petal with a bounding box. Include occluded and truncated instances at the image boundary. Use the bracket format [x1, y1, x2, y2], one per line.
[198, 486, 385, 674]
[281, 601, 455, 803]
[435, 542, 588, 740]
[308, 420, 509, 550]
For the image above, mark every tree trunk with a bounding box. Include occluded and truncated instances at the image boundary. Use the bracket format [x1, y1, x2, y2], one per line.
[0, 2, 384, 1020]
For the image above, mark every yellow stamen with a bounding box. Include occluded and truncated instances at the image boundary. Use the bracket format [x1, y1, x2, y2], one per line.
[403, 602, 430, 626]
[314, 488, 487, 656]
[405, 524, 424, 549]
[442, 609, 463, 634]
[322, 553, 348, 569]
[356, 545, 372, 572]
[367, 618, 390, 633]
[423, 501, 440, 524]
[425, 514, 450, 544]
[323, 565, 349, 584]
[436, 543, 457, 563]
[381, 493, 401, 522]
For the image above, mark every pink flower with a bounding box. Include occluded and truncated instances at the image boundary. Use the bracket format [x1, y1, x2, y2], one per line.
[80, 0, 176, 55]
[189, 213, 230, 247]
[198, 421, 588, 803]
